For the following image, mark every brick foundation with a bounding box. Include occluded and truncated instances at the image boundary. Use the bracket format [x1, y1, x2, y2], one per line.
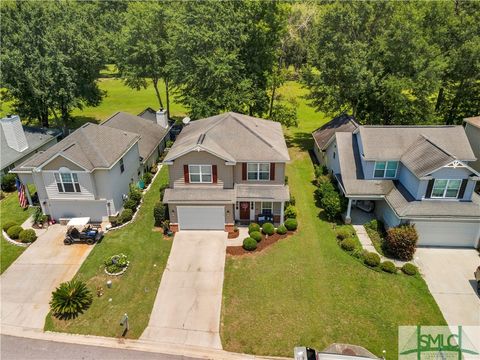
[169, 223, 179, 232]
[224, 223, 235, 233]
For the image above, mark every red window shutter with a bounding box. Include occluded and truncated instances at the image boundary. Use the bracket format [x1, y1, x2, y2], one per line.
[212, 165, 218, 183]
[270, 163, 275, 181]
[242, 163, 247, 181]
[183, 165, 189, 183]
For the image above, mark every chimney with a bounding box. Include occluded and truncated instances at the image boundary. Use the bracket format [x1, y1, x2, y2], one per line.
[1, 115, 28, 152]
[155, 109, 168, 129]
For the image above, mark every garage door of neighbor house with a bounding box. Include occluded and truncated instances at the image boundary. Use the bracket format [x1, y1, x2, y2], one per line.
[177, 206, 225, 230]
[414, 221, 480, 247]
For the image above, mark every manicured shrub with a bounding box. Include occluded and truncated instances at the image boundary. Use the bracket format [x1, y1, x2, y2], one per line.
[336, 228, 353, 240]
[287, 195, 296, 206]
[19, 229, 37, 243]
[242, 237, 257, 251]
[314, 182, 335, 201]
[380, 261, 397, 274]
[364, 252, 381, 267]
[385, 225, 418, 261]
[153, 202, 168, 226]
[50, 280, 93, 319]
[340, 238, 356, 251]
[365, 219, 384, 233]
[248, 222, 260, 234]
[2, 221, 17, 232]
[316, 175, 332, 187]
[7, 225, 23, 239]
[401, 263, 418, 276]
[249, 231, 262, 242]
[109, 216, 120, 227]
[314, 164, 328, 178]
[123, 199, 137, 211]
[1, 173, 16, 192]
[284, 205, 297, 219]
[262, 222, 275, 235]
[150, 163, 158, 174]
[142, 172, 153, 186]
[129, 189, 142, 205]
[321, 191, 342, 221]
[120, 209, 133, 223]
[32, 206, 44, 224]
[284, 218, 298, 231]
[276, 224, 287, 235]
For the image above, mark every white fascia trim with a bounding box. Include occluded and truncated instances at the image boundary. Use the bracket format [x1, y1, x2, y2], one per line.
[164, 145, 234, 163]
[37, 153, 90, 172]
[427, 159, 480, 177]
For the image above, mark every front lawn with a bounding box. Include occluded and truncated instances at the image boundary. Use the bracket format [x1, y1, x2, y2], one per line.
[221, 85, 446, 357]
[45, 166, 172, 338]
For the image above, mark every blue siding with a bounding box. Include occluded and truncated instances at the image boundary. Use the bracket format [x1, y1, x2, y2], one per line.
[431, 166, 473, 179]
[374, 200, 401, 228]
[397, 164, 421, 199]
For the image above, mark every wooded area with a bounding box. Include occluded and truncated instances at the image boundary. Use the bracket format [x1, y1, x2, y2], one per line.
[1, 0, 479, 127]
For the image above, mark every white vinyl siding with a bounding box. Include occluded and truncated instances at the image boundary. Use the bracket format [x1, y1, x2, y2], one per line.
[431, 179, 461, 198]
[374, 161, 398, 178]
[247, 163, 270, 181]
[189, 165, 212, 183]
[43, 172, 95, 200]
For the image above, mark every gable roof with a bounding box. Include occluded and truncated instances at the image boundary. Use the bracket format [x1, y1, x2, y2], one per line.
[312, 114, 358, 151]
[1, 125, 61, 169]
[464, 116, 480, 129]
[102, 111, 168, 162]
[12, 123, 140, 172]
[164, 112, 290, 162]
[400, 135, 456, 178]
[359, 125, 476, 161]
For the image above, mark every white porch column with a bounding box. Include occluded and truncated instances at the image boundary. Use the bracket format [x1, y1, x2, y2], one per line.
[24, 184, 33, 206]
[280, 201, 285, 224]
[345, 198, 352, 224]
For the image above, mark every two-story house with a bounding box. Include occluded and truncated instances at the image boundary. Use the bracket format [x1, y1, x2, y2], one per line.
[163, 112, 290, 232]
[313, 115, 480, 248]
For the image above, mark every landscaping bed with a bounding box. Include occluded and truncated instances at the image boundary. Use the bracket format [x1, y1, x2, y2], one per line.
[227, 232, 293, 256]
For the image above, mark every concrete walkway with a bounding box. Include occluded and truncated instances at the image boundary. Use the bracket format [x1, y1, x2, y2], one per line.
[141, 231, 227, 349]
[1, 224, 94, 330]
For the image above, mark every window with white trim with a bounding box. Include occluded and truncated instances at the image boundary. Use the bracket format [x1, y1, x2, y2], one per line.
[247, 163, 270, 181]
[54, 172, 81, 193]
[431, 179, 461, 198]
[189, 165, 212, 183]
[374, 161, 398, 178]
[261, 202, 273, 215]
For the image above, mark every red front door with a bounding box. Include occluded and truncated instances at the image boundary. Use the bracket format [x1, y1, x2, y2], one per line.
[240, 202, 250, 220]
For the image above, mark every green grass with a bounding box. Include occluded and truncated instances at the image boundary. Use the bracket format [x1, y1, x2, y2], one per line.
[44, 167, 172, 338]
[0, 187, 35, 274]
[220, 83, 446, 357]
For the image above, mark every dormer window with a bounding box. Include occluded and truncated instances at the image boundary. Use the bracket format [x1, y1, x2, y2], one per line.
[374, 161, 398, 178]
[431, 179, 461, 198]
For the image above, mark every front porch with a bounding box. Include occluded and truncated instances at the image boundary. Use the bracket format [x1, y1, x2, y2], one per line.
[235, 201, 285, 226]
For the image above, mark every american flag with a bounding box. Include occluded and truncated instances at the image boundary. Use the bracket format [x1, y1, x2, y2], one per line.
[15, 178, 28, 208]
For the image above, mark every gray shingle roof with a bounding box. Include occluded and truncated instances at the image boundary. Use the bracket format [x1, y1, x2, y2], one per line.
[13, 123, 139, 171]
[164, 112, 290, 163]
[1, 126, 61, 169]
[138, 107, 157, 123]
[163, 188, 236, 204]
[400, 135, 455, 178]
[102, 111, 168, 162]
[359, 125, 476, 161]
[236, 184, 290, 201]
[312, 114, 358, 151]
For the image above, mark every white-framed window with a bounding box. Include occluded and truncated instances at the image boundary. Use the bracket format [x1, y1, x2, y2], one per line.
[431, 179, 461, 198]
[54, 172, 81, 193]
[120, 158, 125, 173]
[261, 201, 273, 214]
[374, 161, 398, 178]
[189, 164, 212, 183]
[247, 163, 270, 181]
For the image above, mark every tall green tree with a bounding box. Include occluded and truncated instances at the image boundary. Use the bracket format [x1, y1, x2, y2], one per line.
[116, 2, 170, 112]
[0, 1, 106, 127]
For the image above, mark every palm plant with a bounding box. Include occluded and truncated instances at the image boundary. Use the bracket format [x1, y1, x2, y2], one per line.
[50, 280, 93, 319]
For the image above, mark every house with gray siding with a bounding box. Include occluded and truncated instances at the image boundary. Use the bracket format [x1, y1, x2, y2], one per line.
[312, 115, 480, 248]
[162, 112, 290, 232]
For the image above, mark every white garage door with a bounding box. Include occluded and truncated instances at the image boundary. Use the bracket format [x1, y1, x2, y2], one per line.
[414, 221, 480, 247]
[177, 206, 225, 230]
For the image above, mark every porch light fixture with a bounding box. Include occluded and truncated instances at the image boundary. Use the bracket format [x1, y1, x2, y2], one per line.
[251, 202, 254, 210]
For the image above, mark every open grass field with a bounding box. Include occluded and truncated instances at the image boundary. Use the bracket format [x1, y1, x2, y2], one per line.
[45, 167, 172, 338]
[220, 82, 446, 357]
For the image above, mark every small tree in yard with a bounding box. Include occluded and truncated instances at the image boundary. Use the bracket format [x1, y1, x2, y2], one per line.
[50, 280, 93, 319]
[153, 202, 168, 227]
[320, 191, 342, 221]
[385, 225, 418, 261]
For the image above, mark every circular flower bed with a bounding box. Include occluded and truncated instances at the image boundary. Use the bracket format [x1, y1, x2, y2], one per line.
[104, 254, 129, 276]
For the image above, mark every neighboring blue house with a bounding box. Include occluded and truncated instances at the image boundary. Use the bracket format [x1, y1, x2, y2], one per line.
[313, 115, 480, 248]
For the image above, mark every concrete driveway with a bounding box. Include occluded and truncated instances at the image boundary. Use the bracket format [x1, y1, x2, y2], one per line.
[1, 224, 93, 331]
[141, 231, 227, 349]
[415, 247, 480, 325]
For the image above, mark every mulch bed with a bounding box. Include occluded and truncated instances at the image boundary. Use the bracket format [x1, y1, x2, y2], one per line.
[226, 231, 295, 256]
[227, 231, 239, 239]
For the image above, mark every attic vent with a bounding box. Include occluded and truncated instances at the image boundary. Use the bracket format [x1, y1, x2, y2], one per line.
[197, 133, 206, 144]
[62, 143, 76, 152]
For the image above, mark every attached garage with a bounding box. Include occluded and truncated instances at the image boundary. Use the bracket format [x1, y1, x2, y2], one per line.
[177, 206, 225, 230]
[413, 221, 480, 248]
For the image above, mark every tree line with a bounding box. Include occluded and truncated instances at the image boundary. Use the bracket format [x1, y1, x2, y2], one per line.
[1, 0, 478, 128]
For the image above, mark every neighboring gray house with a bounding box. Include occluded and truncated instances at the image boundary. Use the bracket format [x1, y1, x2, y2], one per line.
[1, 115, 61, 177]
[163, 112, 290, 232]
[312, 116, 480, 248]
[464, 116, 480, 173]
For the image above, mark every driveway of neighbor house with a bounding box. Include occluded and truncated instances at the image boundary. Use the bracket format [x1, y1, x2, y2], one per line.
[1, 224, 94, 331]
[141, 231, 227, 349]
[415, 247, 480, 326]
